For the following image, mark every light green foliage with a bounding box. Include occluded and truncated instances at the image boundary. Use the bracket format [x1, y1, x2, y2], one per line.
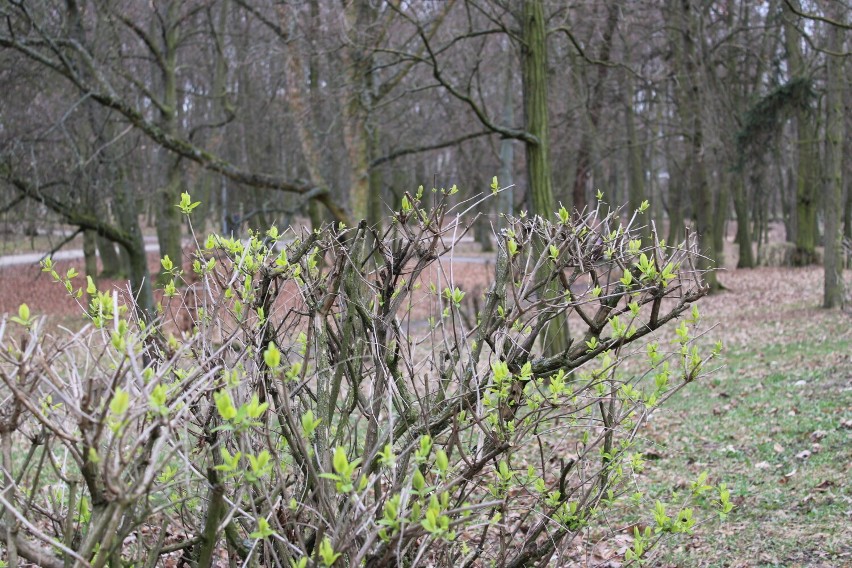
[263, 342, 282, 369]
[0, 189, 723, 568]
[301, 409, 321, 438]
[214, 390, 237, 420]
[442, 286, 465, 306]
[318, 536, 341, 567]
[177, 191, 201, 215]
[246, 450, 273, 482]
[421, 493, 455, 540]
[249, 517, 275, 540]
[10, 303, 33, 327]
[109, 388, 130, 417]
[506, 237, 518, 257]
[213, 391, 268, 431]
[215, 447, 242, 475]
[319, 447, 363, 493]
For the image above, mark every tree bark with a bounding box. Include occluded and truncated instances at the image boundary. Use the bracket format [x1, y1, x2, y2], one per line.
[341, 0, 377, 223]
[844, 74, 852, 242]
[671, 0, 720, 290]
[498, 37, 515, 229]
[624, 72, 647, 240]
[822, 2, 845, 308]
[845, 178, 852, 241]
[83, 230, 98, 282]
[97, 234, 126, 279]
[733, 173, 755, 268]
[368, 123, 384, 231]
[522, 0, 555, 218]
[713, 173, 729, 269]
[522, 0, 569, 356]
[115, 185, 154, 319]
[783, 0, 819, 265]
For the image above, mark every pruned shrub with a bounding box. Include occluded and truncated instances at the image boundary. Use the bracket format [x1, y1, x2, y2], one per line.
[0, 188, 730, 567]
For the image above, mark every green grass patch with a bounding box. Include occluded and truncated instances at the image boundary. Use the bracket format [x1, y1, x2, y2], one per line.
[642, 325, 852, 567]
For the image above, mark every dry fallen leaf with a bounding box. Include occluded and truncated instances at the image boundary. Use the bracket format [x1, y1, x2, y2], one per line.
[795, 449, 811, 460]
[810, 430, 828, 442]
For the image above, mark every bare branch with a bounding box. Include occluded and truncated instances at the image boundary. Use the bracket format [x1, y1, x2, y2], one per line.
[783, 0, 852, 30]
[371, 130, 494, 167]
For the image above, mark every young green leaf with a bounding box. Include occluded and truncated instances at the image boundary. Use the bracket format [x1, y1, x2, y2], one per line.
[109, 388, 130, 417]
[263, 342, 282, 369]
[318, 536, 341, 567]
[214, 390, 237, 421]
[249, 517, 274, 540]
[177, 191, 201, 214]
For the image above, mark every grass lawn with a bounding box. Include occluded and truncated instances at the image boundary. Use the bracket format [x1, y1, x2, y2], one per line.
[642, 267, 851, 567]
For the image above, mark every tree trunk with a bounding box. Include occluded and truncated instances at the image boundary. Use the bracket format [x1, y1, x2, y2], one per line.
[368, 121, 384, 231]
[341, 0, 376, 223]
[522, 0, 555, 218]
[522, 0, 568, 356]
[156, 162, 184, 278]
[97, 234, 126, 279]
[115, 184, 154, 319]
[733, 173, 755, 268]
[845, 77, 852, 241]
[666, 161, 685, 246]
[783, 0, 819, 265]
[624, 72, 647, 240]
[713, 173, 729, 269]
[844, 179, 852, 241]
[83, 230, 98, 282]
[780, 164, 796, 242]
[671, 0, 719, 290]
[822, 3, 845, 308]
[154, 2, 184, 280]
[498, 37, 515, 229]
[282, 6, 328, 231]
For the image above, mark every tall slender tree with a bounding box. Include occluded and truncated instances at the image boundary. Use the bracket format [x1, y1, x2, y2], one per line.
[668, 0, 720, 290]
[783, 0, 820, 265]
[822, 0, 846, 308]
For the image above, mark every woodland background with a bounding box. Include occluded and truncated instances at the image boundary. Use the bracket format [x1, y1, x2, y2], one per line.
[0, 2, 851, 567]
[0, 0, 849, 313]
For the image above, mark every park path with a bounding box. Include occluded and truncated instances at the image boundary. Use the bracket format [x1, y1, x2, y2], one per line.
[0, 235, 161, 268]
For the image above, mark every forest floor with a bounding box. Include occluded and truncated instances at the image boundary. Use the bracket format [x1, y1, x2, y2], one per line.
[0, 236, 850, 567]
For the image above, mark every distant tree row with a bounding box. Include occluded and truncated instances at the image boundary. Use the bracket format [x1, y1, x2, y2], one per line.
[1, 0, 849, 309]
